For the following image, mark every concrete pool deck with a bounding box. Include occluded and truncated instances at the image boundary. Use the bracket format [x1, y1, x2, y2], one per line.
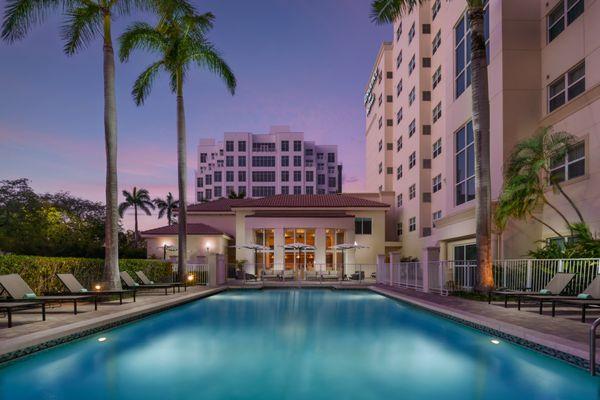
[1, 283, 599, 371]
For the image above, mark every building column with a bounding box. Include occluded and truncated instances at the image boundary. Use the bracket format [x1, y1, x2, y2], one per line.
[274, 228, 284, 271]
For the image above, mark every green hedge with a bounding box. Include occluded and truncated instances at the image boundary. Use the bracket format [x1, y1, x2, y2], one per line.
[0, 255, 172, 294]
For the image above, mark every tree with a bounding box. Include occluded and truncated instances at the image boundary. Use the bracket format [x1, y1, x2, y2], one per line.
[228, 191, 246, 199]
[119, 1, 236, 281]
[154, 192, 178, 225]
[118, 187, 155, 241]
[1, 0, 149, 289]
[370, 0, 493, 290]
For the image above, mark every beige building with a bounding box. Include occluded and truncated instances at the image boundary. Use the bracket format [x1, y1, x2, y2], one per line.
[365, 0, 598, 263]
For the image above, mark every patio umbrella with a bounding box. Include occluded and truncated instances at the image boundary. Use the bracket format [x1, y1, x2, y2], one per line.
[282, 243, 316, 275]
[330, 241, 369, 279]
[230, 243, 270, 278]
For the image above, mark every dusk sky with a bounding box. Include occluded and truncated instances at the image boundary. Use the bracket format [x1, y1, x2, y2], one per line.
[0, 0, 389, 230]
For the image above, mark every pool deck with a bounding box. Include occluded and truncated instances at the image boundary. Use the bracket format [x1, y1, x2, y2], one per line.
[371, 285, 599, 367]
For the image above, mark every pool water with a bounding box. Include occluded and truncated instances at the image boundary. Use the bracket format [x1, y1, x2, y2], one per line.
[0, 289, 598, 399]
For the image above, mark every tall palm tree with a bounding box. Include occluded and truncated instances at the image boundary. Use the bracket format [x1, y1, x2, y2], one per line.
[371, 0, 493, 290]
[2, 0, 147, 290]
[154, 192, 178, 225]
[119, 1, 236, 281]
[118, 187, 155, 241]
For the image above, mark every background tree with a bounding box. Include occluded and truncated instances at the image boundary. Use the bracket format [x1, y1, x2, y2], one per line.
[119, 1, 236, 281]
[371, 0, 493, 290]
[1, 0, 150, 289]
[228, 191, 246, 199]
[118, 187, 155, 241]
[154, 192, 178, 225]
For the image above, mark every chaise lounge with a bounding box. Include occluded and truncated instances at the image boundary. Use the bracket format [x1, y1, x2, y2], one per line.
[57, 273, 136, 305]
[120, 271, 173, 295]
[135, 271, 185, 292]
[0, 302, 45, 328]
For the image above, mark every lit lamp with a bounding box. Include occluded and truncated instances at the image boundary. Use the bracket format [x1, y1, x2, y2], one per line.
[94, 284, 102, 291]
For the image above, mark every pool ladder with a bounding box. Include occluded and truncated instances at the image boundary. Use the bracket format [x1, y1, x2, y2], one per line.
[590, 317, 600, 375]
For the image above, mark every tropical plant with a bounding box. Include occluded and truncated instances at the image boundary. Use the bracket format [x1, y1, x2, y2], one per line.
[370, 0, 493, 290]
[228, 191, 246, 199]
[154, 192, 178, 225]
[1, 0, 150, 289]
[119, 1, 236, 281]
[118, 187, 155, 241]
[529, 223, 600, 259]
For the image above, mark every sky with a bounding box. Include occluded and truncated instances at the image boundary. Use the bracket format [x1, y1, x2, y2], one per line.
[0, 0, 390, 230]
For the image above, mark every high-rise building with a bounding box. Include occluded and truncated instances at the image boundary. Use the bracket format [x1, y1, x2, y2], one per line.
[195, 126, 343, 201]
[365, 0, 598, 262]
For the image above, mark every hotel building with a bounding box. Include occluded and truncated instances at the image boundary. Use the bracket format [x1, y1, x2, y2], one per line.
[194, 126, 343, 201]
[365, 0, 599, 263]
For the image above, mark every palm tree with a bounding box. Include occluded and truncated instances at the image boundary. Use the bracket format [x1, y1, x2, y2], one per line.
[118, 187, 155, 241]
[1, 0, 148, 290]
[154, 192, 178, 225]
[228, 191, 246, 199]
[371, 0, 493, 291]
[119, 1, 236, 281]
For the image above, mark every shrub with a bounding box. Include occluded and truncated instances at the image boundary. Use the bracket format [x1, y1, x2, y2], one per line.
[0, 255, 172, 294]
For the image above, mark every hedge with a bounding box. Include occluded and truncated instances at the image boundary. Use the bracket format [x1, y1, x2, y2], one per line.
[0, 255, 172, 294]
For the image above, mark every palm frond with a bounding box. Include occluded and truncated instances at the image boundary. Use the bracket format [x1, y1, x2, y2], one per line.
[1, 0, 62, 43]
[118, 202, 130, 218]
[118, 22, 165, 62]
[191, 42, 237, 95]
[370, 0, 421, 25]
[61, 3, 102, 55]
[132, 60, 164, 105]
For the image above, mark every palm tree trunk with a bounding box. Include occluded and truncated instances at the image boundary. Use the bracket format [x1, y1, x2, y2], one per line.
[553, 182, 585, 223]
[134, 203, 138, 242]
[102, 11, 121, 290]
[469, 6, 493, 292]
[530, 215, 564, 239]
[176, 70, 187, 282]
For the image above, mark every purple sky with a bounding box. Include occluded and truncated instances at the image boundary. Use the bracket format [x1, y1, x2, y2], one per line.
[0, 0, 389, 230]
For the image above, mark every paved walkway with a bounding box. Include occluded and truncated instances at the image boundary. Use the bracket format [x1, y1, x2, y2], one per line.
[372, 285, 599, 362]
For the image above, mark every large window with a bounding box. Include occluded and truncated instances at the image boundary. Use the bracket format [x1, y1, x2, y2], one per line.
[238, 140, 246, 152]
[294, 140, 302, 152]
[433, 138, 442, 158]
[408, 55, 416, 75]
[432, 30, 441, 54]
[252, 156, 275, 167]
[294, 155, 302, 167]
[252, 171, 275, 182]
[432, 0, 441, 20]
[432, 66, 442, 89]
[409, 119, 416, 137]
[548, 0, 584, 43]
[225, 141, 234, 152]
[432, 102, 442, 123]
[409, 87, 416, 105]
[549, 141, 585, 183]
[281, 140, 289, 151]
[238, 156, 246, 167]
[409, 217, 416, 232]
[548, 61, 585, 112]
[397, 165, 403, 180]
[455, 121, 475, 205]
[409, 184, 416, 200]
[433, 174, 442, 193]
[355, 218, 372, 235]
[252, 142, 276, 152]
[252, 186, 275, 197]
[455, 2, 489, 98]
[409, 151, 416, 169]
[408, 22, 415, 43]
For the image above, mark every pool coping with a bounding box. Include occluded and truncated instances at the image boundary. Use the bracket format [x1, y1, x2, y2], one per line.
[370, 286, 598, 374]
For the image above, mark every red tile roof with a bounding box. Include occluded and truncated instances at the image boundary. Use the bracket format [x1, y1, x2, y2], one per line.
[246, 210, 354, 218]
[186, 198, 252, 212]
[141, 223, 226, 236]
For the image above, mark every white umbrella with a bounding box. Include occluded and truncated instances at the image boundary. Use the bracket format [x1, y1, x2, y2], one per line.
[281, 243, 315, 274]
[230, 243, 270, 278]
[330, 241, 369, 279]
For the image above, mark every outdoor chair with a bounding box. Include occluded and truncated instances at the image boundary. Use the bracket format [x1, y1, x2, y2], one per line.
[135, 271, 185, 292]
[349, 271, 366, 281]
[0, 302, 45, 328]
[261, 270, 280, 281]
[0, 273, 95, 314]
[57, 273, 135, 305]
[120, 271, 173, 295]
[488, 272, 576, 309]
[321, 270, 340, 281]
[305, 270, 321, 281]
[282, 270, 295, 280]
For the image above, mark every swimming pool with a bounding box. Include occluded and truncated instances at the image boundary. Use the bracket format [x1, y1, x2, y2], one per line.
[0, 289, 598, 399]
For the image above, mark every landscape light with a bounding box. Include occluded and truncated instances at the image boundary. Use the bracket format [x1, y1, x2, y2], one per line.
[187, 274, 194, 282]
[94, 284, 101, 290]
[490, 339, 500, 345]
[98, 337, 107, 342]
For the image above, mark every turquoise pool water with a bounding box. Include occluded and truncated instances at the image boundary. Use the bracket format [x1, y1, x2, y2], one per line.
[0, 289, 598, 399]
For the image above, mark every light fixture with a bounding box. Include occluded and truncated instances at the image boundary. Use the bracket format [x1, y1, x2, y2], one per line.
[94, 284, 101, 290]
[187, 274, 194, 282]
[490, 339, 500, 345]
[98, 337, 107, 342]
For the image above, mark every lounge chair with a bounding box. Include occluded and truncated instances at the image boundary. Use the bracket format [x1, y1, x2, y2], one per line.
[0, 274, 95, 314]
[261, 270, 280, 281]
[305, 270, 321, 281]
[282, 270, 295, 281]
[0, 302, 45, 328]
[488, 272, 576, 310]
[120, 271, 173, 295]
[527, 276, 600, 322]
[321, 270, 340, 281]
[57, 273, 135, 305]
[135, 271, 185, 292]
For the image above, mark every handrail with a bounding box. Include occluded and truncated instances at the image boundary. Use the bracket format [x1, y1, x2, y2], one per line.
[590, 317, 600, 375]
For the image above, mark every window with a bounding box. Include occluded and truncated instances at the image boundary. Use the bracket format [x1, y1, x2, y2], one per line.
[397, 136, 403, 151]
[305, 148, 313, 156]
[386, 167, 393, 175]
[225, 140, 234, 152]
[252, 142, 276, 152]
[432, 66, 442, 89]
[409, 184, 416, 199]
[455, 4, 490, 98]
[387, 95, 393, 103]
[408, 22, 415, 43]
[281, 155, 289, 167]
[252, 156, 275, 167]
[294, 155, 302, 167]
[422, 91, 431, 101]
[214, 186, 222, 198]
[432, 0, 441, 20]
[294, 140, 302, 152]
[422, 57, 431, 68]
[386, 71, 393, 79]
[548, 0, 584, 43]
[396, 22, 402, 41]
[396, 80, 403, 96]
[409, 217, 416, 232]
[432, 30, 441, 54]
[317, 152, 324, 160]
[396, 108, 403, 124]
[214, 171, 222, 182]
[328, 177, 337, 188]
[294, 186, 302, 195]
[397, 222, 403, 236]
[433, 138, 442, 158]
[317, 174, 325, 185]
[328, 153, 336, 163]
[355, 218, 372, 235]
[548, 61, 585, 112]
[238, 171, 246, 182]
[387, 119, 393, 127]
[549, 141, 585, 183]
[409, 87, 416, 105]
[252, 171, 276, 182]
[205, 175, 212, 185]
[378, 162, 383, 174]
[205, 189, 212, 200]
[396, 165, 403, 180]
[432, 210, 442, 227]
[238, 155, 246, 167]
[433, 102, 442, 123]
[281, 140, 289, 151]
[387, 142, 393, 151]
[397, 193, 403, 207]
[455, 121, 475, 205]
[306, 171, 314, 182]
[409, 119, 416, 137]
[280, 186, 289, 195]
[226, 156, 234, 167]
[433, 174, 442, 193]
[200, 153, 207, 163]
[238, 141, 246, 152]
[226, 171, 234, 182]
[409, 152, 416, 169]
[396, 51, 402, 68]
[306, 186, 314, 194]
[281, 170, 289, 182]
[197, 191, 203, 202]
[252, 186, 276, 197]
[378, 94, 383, 106]
[294, 171, 302, 182]
[378, 139, 383, 152]
[238, 186, 246, 196]
[422, 24, 431, 34]
[408, 55, 416, 75]
[378, 117, 383, 129]
[217, 160, 224, 168]
[197, 177, 203, 187]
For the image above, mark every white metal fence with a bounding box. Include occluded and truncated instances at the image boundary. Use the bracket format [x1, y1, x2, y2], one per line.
[230, 263, 378, 284]
[377, 258, 600, 295]
[171, 263, 209, 285]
